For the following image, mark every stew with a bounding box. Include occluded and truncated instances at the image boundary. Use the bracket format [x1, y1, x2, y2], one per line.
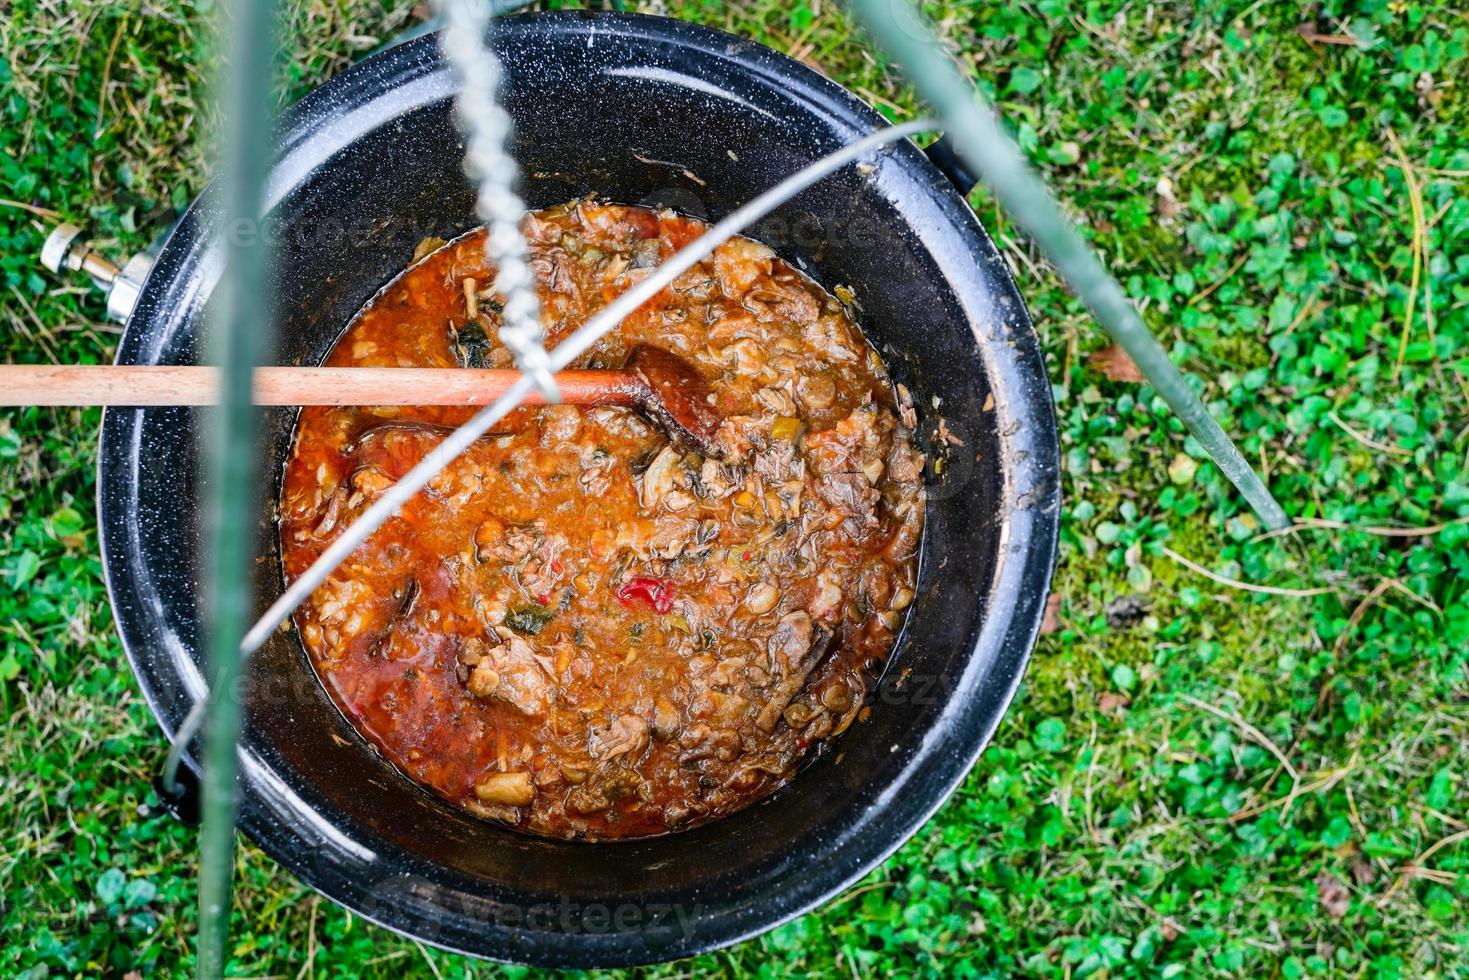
[279, 200, 924, 839]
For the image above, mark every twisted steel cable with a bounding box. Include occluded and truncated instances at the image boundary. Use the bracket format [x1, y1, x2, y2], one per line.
[436, 0, 558, 403]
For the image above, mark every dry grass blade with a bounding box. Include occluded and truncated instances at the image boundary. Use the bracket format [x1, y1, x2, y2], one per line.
[1161, 547, 1336, 598]
[1384, 128, 1425, 382]
[1256, 515, 1469, 541]
[1178, 694, 1301, 812]
[1229, 754, 1361, 823]
[0, 198, 63, 219]
[1185, 250, 1249, 307]
[1326, 410, 1412, 457]
[1378, 828, 1469, 905]
[1331, 579, 1395, 659]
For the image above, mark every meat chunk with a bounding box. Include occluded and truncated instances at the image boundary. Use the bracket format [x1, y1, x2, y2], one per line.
[806, 403, 894, 532]
[816, 472, 880, 529]
[616, 516, 702, 560]
[806, 402, 886, 466]
[757, 613, 833, 733]
[465, 635, 556, 717]
[474, 771, 536, 807]
[519, 532, 568, 600]
[754, 437, 801, 484]
[476, 521, 538, 565]
[745, 583, 779, 614]
[640, 445, 684, 508]
[579, 447, 618, 497]
[749, 282, 819, 325]
[567, 767, 650, 814]
[808, 568, 844, 623]
[887, 442, 923, 485]
[530, 248, 579, 295]
[347, 465, 394, 507]
[797, 372, 836, 411]
[592, 714, 650, 762]
[677, 724, 742, 763]
[650, 699, 682, 741]
[711, 237, 774, 297]
[767, 611, 814, 672]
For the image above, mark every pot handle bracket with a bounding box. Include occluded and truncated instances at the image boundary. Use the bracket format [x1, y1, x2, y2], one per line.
[39, 222, 156, 325]
[151, 762, 203, 825]
[924, 135, 980, 196]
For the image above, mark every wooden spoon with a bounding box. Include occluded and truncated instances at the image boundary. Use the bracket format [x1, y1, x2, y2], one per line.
[0, 344, 724, 456]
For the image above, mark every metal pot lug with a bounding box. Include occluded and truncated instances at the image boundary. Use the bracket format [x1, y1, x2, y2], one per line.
[150, 766, 203, 826]
[39, 222, 155, 324]
[922, 136, 979, 195]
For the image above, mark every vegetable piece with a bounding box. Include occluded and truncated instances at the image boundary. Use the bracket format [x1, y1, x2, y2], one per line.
[467, 661, 500, 697]
[504, 605, 554, 635]
[640, 445, 682, 508]
[453, 319, 493, 369]
[616, 576, 674, 614]
[771, 416, 803, 441]
[411, 235, 448, 263]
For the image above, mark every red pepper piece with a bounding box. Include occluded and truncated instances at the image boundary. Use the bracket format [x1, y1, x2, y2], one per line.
[616, 576, 674, 614]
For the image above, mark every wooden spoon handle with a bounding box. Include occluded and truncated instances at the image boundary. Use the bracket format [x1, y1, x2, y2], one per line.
[0, 365, 644, 407]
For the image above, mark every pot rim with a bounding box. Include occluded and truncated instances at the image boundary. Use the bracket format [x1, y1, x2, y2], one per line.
[98, 9, 1060, 967]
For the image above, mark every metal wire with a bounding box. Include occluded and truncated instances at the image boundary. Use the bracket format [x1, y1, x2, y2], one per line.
[437, 0, 557, 403]
[845, 0, 1290, 531]
[161, 118, 938, 795]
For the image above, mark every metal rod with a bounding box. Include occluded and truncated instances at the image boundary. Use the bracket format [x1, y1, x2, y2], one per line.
[194, 0, 278, 974]
[846, 0, 1290, 531]
[437, 0, 557, 402]
[160, 120, 938, 791]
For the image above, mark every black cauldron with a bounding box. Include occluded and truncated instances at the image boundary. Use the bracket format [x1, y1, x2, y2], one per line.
[99, 11, 1059, 967]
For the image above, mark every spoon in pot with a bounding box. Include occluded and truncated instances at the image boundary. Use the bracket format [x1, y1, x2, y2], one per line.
[0, 343, 724, 456]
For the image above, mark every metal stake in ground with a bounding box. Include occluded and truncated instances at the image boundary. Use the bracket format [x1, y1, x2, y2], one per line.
[846, 0, 1291, 532]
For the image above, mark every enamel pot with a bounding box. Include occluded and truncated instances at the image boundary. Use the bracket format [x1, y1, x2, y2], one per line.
[98, 10, 1060, 967]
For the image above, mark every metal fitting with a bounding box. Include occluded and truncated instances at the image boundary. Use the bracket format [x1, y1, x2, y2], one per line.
[39, 222, 154, 324]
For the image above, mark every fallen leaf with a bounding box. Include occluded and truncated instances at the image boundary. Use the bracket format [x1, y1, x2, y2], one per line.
[1294, 22, 1359, 45]
[1089, 345, 1145, 383]
[1167, 453, 1199, 485]
[1039, 593, 1063, 634]
[1098, 691, 1130, 714]
[1315, 874, 1350, 920]
[1350, 859, 1377, 886]
[1155, 175, 1182, 220]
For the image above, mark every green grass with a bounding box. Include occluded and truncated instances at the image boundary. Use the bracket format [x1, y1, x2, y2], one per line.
[2, 0, 1467, 976]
